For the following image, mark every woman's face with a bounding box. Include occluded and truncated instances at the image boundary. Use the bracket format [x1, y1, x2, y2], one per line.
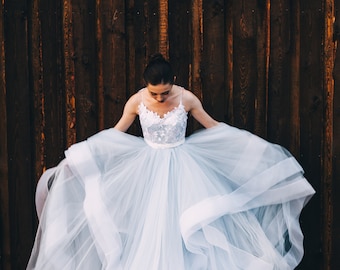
[147, 83, 173, 103]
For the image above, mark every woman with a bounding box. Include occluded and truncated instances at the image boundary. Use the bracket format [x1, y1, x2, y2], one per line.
[28, 53, 315, 270]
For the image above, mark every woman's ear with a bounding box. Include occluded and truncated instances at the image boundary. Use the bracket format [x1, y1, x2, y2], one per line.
[173, 76, 177, 83]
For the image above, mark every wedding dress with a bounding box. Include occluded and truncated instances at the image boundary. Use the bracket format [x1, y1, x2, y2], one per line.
[27, 85, 315, 270]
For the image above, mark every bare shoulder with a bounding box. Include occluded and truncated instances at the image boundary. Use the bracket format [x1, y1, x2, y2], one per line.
[125, 91, 142, 114]
[182, 88, 197, 100]
[181, 87, 218, 128]
[181, 88, 202, 111]
[113, 91, 141, 132]
[128, 91, 141, 104]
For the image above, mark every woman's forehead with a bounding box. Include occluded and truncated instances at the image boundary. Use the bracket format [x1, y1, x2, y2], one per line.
[147, 83, 173, 93]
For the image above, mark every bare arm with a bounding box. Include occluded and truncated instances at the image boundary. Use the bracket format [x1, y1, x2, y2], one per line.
[185, 91, 219, 128]
[114, 94, 139, 132]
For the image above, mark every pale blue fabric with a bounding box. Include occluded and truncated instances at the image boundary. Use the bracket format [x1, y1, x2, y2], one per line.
[28, 88, 315, 270]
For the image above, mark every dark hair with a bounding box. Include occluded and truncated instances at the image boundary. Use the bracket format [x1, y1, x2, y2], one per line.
[143, 53, 174, 85]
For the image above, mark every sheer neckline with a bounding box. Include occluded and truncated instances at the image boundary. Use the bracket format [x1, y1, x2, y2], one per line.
[139, 102, 185, 119]
[139, 87, 184, 119]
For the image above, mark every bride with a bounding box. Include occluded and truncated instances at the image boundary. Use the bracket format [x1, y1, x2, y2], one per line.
[28, 53, 315, 270]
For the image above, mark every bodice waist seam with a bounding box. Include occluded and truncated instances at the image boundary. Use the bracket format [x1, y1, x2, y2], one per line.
[144, 138, 185, 149]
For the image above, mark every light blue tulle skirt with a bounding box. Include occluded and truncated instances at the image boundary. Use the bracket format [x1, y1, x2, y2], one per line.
[27, 123, 315, 270]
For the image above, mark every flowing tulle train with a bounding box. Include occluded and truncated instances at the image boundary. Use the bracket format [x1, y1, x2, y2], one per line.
[27, 123, 315, 270]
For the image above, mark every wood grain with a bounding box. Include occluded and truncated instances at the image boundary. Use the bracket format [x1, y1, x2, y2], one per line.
[3, 0, 35, 268]
[0, 1, 338, 269]
[0, 1, 10, 269]
[332, 1, 340, 268]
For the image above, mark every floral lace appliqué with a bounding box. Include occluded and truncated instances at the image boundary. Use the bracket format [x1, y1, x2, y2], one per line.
[138, 102, 188, 148]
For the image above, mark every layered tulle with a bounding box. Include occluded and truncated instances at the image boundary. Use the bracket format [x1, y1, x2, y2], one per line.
[27, 123, 315, 270]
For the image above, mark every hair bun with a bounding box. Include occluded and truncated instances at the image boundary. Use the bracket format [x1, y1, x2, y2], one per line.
[143, 52, 174, 85]
[149, 53, 166, 63]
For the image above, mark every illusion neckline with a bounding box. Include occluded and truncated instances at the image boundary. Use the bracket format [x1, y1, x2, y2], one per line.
[139, 102, 186, 119]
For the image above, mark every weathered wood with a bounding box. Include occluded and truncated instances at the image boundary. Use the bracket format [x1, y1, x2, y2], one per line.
[268, 0, 291, 146]
[332, 1, 340, 269]
[189, 0, 203, 132]
[4, 1, 35, 269]
[125, 0, 136, 94]
[201, 0, 226, 122]
[127, 0, 160, 91]
[72, 0, 98, 141]
[63, 0, 77, 147]
[298, 1, 325, 269]
[158, 0, 168, 57]
[143, 0, 160, 62]
[168, 1, 193, 131]
[254, 0, 270, 138]
[168, 0, 190, 88]
[322, 0, 335, 267]
[0, 0, 10, 269]
[31, 0, 44, 184]
[34, 0, 65, 170]
[226, 0, 234, 125]
[289, 0, 301, 158]
[1, 0, 338, 269]
[100, 0, 126, 129]
[131, 0, 152, 90]
[232, 0, 257, 131]
[96, 0, 105, 131]
[124, 0, 142, 136]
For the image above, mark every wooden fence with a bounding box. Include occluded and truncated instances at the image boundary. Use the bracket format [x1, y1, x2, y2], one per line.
[0, 0, 339, 269]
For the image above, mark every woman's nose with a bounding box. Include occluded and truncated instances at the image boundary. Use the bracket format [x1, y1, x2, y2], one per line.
[156, 95, 164, 102]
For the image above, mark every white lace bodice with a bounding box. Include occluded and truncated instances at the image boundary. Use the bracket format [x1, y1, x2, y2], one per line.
[138, 87, 188, 149]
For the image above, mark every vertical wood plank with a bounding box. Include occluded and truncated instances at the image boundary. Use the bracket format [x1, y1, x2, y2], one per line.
[332, 1, 340, 269]
[202, 0, 226, 122]
[289, 0, 301, 157]
[323, 0, 335, 269]
[39, 0, 66, 166]
[168, 1, 192, 131]
[132, 0, 151, 89]
[63, 0, 77, 147]
[0, 0, 10, 268]
[190, 0, 203, 98]
[254, 0, 270, 137]
[226, 0, 234, 125]
[99, 0, 126, 128]
[158, 0, 168, 57]
[168, 0, 190, 88]
[268, 0, 291, 146]
[298, 0, 324, 269]
[72, 0, 98, 140]
[31, 0, 44, 184]
[125, 0, 136, 93]
[4, 1, 35, 268]
[125, 0, 142, 136]
[232, 0, 257, 131]
[190, 0, 203, 113]
[144, 0, 159, 59]
[96, 0, 104, 131]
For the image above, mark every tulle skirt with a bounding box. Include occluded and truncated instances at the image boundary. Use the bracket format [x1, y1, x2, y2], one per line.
[27, 123, 315, 270]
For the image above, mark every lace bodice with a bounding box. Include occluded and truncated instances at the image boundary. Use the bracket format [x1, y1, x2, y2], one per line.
[138, 88, 188, 149]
